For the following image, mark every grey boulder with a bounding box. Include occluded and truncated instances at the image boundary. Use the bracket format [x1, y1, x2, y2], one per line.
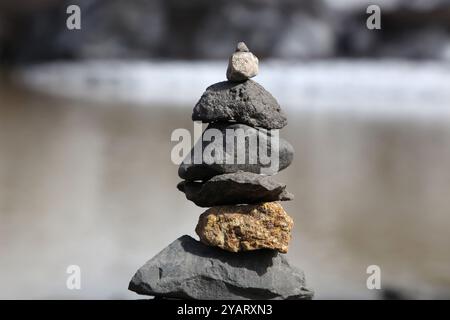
[177, 171, 293, 207]
[128, 235, 313, 300]
[178, 123, 294, 181]
[192, 80, 287, 129]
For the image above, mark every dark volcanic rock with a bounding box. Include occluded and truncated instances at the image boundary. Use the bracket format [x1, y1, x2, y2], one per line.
[177, 172, 293, 207]
[192, 80, 287, 129]
[128, 235, 313, 300]
[178, 123, 294, 181]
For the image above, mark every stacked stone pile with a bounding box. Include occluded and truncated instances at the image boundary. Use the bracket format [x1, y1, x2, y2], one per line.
[129, 43, 313, 300]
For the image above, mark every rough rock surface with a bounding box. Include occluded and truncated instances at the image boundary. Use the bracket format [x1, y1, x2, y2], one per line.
[195, 202, 293, 253]
[177, 171, 293, 207]
[178, 123, 294, 181]
[128, 235, 313, 300]
[226, 42, 259, 82]
[192, 80, 287, 129]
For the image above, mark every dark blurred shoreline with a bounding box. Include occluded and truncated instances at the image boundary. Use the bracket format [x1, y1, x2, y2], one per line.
[2, 0, 450, 65]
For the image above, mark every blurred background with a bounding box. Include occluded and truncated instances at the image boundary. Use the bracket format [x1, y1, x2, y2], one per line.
[1, 0, 450, 299]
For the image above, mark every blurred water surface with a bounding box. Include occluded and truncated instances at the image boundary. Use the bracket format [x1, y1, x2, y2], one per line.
[1, 68, 450, 299]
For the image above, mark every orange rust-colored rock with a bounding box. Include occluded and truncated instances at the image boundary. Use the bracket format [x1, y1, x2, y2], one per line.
[195, 202, 293, 253]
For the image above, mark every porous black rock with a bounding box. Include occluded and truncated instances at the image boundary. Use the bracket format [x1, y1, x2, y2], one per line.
[192, 80, 287, 129]
[177, 172, 293, 207]
[178, 123, 294, 181]
[128, 235, 313, 300]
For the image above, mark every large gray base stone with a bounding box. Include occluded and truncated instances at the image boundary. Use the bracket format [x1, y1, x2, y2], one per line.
[129, 235, 313, 300]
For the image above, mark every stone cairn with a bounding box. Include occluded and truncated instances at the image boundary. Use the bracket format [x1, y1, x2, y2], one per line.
[129, 42, 313, 300]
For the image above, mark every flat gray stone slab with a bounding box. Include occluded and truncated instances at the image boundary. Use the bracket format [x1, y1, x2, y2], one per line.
[128, 235, 313, 300]
[177, 171, 293, 207]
